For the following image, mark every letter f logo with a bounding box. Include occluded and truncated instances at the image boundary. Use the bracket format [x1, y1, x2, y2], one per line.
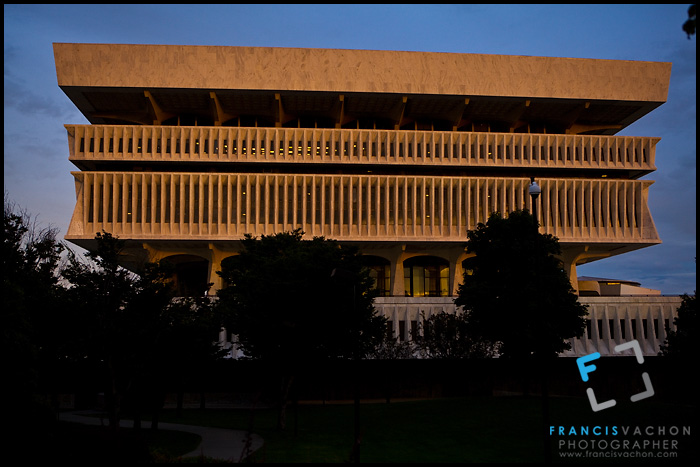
[577, 352, 600, 382]
[577, 351, 616, 411]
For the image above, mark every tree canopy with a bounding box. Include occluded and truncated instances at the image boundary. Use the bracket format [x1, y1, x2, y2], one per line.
[659, 293, 697, 359]
[455, 210, 587, 359]
[59, 231, 224, 429]
[216, 229, 387, 430]
[216, 229, 387, 363]
[60, 232, 176, 427]
[418, 310, 499, 359]
[4, 195, 66, 444]
[4, 196, 65, 363]
[683, 4, 696, 38]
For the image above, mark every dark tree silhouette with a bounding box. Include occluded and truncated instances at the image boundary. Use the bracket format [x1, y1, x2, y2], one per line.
[455, 210, 587, 463]
[50, 231, 225, 432]
[659, 293, 697, 359]
[418, 310, 498, 359]
[3, 194, 66, 453]
[216, 229, 386, 429]
[61, 231, 178, 430]
[135, 293, 226, 428]
[455, 210, 587, 359]
[683, 4, 696, 38]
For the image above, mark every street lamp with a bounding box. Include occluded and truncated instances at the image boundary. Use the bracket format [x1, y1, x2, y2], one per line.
[529, 177, 541, 226]
[330, 267, 360, 464]
[528, 177, 549, 463]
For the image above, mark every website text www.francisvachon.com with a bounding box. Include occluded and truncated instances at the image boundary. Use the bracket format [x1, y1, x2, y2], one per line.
[551, 425, 690, 460]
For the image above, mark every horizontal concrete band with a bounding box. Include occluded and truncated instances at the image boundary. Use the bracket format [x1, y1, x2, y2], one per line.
[66, 125, 658, 172]
[54, 43, 671, 102]
[67, 171, 658, 245]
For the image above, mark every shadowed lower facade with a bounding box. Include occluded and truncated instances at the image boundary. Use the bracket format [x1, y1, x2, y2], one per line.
[54, 43, 681, 356]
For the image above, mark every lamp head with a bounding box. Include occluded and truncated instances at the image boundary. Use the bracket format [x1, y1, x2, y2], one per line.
[529, 177, 541, 197]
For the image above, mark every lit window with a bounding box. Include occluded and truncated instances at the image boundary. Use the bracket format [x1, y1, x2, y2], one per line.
[403, 256, 450, 297]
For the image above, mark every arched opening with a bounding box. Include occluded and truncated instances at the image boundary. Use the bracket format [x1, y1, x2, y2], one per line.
[403, 256, 450, 297]
[163, 254, 210, 297]
[362, 255, 391, 297]
[219, 254, 243, 289]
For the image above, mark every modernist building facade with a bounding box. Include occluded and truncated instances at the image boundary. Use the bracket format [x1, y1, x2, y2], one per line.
[54, 43, 681, 356]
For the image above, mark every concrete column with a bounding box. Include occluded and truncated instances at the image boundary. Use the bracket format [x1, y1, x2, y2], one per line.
[450, 248, 471, 296]
[208, 243, 226, 295]
[558, 246, 608, 295]
[564, 258, 579, 294]
[389, 245, 408, 297]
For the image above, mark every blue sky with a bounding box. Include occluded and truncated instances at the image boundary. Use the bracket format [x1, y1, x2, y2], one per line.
[3, 4, 696, 294]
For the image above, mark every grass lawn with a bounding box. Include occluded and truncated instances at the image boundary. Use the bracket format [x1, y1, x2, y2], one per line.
[146, 395, 696, 463]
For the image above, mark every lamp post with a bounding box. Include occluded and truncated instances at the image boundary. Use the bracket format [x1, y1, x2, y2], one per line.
[529, 177, 541, 226]
[331, 267, 360, 464]
[528, 177, 550, 463]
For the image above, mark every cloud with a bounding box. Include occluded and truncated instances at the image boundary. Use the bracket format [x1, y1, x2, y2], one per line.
[4, 76, 67, 120]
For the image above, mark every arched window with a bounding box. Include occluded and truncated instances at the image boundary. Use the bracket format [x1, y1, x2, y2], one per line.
[220, 254, 243, 289]
[362, 255, 391, 297]
[403, 256, 450, 297]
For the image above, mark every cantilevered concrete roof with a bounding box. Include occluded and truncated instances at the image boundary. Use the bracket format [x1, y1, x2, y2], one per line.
[54, 43, 672, 135]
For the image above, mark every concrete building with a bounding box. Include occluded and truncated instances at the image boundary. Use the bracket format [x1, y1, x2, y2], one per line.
[54, 43, 681, 356]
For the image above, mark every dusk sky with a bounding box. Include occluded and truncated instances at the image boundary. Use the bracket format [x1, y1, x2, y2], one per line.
[4, 4, 696, 295]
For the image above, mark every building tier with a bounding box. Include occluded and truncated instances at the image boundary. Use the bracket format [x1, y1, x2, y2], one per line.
[55, 43, 671, 298]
